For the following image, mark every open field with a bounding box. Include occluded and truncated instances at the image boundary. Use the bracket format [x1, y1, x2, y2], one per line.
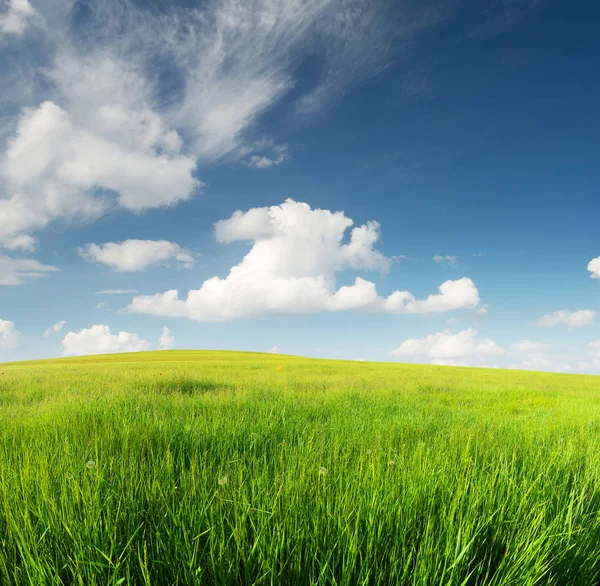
[1, 351, 600, 585]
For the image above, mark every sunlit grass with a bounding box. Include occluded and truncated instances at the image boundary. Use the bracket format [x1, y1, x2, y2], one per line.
[1, 350, 600, 584]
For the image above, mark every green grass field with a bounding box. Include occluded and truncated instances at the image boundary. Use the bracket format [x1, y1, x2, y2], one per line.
[1, 350, 600, 585]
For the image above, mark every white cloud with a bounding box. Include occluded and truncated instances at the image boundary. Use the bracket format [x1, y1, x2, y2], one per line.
[0, 0, 36, 37]
[61, 325, 148, 356]
[508, 356, 552, 371]
[159, 326, 175, 350]
[247, 155, 285, 169]
[1, 0, 444, 248]
[391, 254, 411, 262]
[96, 289, 139, 295]
[588, 257, 600, 279]
[0, 319, 19, 349]
[80, 240, 194, 272]
[536, 309, 595, 328]
[0, 95, 198, 249]
[268, 345, 282, 354]
[244, 144, 290, 169]
[391, 332, 588, 374]
[390, 328, 506, 367]
[128, 200, 481, 321]
[296, 0, 441, 113]
[507, 339, 552, 371]
[433, 254, 458, 267]
[511, 340, 548, 354]
[577, 340, 600, 372]
[380, 277, 480, 315]
[44, 320, 66, 337]
[158, 0, 405, 160]
[213, 206, 276, 244]
[0, 253, 59, 285]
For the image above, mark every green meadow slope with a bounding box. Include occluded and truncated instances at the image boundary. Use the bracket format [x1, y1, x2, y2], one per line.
[1, 350, 600, 585]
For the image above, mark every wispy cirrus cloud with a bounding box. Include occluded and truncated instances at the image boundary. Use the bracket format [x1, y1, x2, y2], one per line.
[0, 0, 446, 256]
[0, 253, 58, 285]
[96, 289, 139, 295]
[43, 320, 66, 337]
[391, 254, 412, 262]
[433, 254, 458, 267]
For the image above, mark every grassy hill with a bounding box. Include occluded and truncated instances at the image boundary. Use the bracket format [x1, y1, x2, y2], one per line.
[1, 350, 600, 585]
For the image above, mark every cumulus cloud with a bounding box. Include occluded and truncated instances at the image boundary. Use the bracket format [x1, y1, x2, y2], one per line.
[390, 328, 506, 367]
[61, 325, 148, 356]
[159, 326, 175, 350]
[536, 309, 595, 328]
[44, 320, 66, 337]
[128, 200, 481, 321]
[0, 254, 59, 285]
[380, 277, 480, 315]
[588, 257, 600, 279]
[0, 96, 198, 249]
[0, 0, 450, 256]
[79, 239, 194, 272]
[0, 0, 36, 37]
[268, 345, 282, 354]
[0, 319, 19, 349]
[0, 0, 447, 249]
[0, 42, 197, 250]
[433, 254, 458, 267]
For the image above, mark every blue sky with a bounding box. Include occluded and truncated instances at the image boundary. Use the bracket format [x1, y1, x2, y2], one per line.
[1, 0, 599, 372]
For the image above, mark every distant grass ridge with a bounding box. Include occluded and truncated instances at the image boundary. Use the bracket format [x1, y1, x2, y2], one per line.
[1, 350, 600, 585]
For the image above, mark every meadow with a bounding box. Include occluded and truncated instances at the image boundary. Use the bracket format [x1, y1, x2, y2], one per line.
[1, 350, 600, 585]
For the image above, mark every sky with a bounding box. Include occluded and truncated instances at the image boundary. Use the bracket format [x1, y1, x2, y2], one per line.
[1, 0, 599, 372]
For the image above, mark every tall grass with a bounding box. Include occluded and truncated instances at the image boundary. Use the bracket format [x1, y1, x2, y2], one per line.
[1, 350, 600, 585]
